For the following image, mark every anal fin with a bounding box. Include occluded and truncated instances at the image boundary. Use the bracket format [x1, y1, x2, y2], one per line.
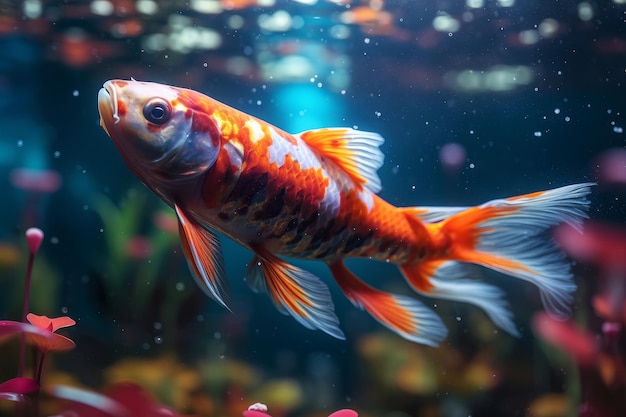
[330, 262, 447, 346]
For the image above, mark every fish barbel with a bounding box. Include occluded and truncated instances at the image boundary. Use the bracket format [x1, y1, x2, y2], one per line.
[97, 79, 592, 346]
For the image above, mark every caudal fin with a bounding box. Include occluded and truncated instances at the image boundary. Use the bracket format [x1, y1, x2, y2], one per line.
[401, 183, 593, 335]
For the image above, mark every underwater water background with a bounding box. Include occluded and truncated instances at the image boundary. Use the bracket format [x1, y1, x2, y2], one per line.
[1, 1, 625, 416]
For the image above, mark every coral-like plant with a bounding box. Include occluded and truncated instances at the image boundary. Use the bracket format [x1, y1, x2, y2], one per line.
[533, 221, 626, 417]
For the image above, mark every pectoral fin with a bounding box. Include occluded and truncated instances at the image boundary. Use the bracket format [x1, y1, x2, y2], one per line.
[175, 204, 230, 310]
[246, 247, 345, 340]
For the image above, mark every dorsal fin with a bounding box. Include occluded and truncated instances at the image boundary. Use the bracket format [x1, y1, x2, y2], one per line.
[298, 128, 384, 193]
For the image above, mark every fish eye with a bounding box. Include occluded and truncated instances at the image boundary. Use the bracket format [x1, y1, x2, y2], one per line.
[143, 98, 171, 125]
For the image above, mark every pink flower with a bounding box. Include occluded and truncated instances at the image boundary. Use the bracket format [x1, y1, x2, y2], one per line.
[0, 314, 76, 353]
[26, 313, 76, 353]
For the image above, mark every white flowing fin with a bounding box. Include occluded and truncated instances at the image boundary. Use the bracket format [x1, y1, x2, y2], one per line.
[406, 261, 520, 337]
[409, 206, 469, 223]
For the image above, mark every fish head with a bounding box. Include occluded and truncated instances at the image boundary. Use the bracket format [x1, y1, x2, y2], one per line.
[98, 79, 220, 182]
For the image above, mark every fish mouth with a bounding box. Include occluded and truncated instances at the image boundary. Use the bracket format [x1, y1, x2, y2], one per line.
[97, 80, 120, 135]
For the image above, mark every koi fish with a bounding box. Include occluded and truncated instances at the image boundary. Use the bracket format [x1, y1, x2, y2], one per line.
[97, 79, 592, 346]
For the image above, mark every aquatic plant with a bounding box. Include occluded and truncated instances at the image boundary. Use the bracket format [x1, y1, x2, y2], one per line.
[0, 227, 75, 415]
[532, 221, 626, 417]
[91, 191, 198, 351]
[0, 227, 359, 417]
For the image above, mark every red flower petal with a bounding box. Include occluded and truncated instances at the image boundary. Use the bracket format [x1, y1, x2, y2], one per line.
[0, 377, 39, 394]
[26, 313, 75, 333]
[26, 332, 75, 352]
[0, 320, 75, 353]
[328, 410, 359, 417]
[554, 222, 626, 271]
[244, 410, 272, 417]
[593, 295, 626, 323]
[532, 312, 598, 366]
[0, 320, 34, 342]
[0, 320, 51, 344]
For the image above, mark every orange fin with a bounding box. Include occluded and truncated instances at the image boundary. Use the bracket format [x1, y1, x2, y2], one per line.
[330, 262, 447, 346]
[175, 204, 230, 310]
[298, 128, 384, 193]
[246, 247, 344, 340]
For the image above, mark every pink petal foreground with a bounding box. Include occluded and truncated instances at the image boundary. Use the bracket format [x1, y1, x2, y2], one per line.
[0, 320, 75, 352]
[51, 385, 132, 417]
[328, 410, 358, 417]
[0, 320, 47, 342]
[554, 222, 626, 271]
[244, 410, 272, 417]
[52, 382, 187, 417]
[533, 312, 598, 366]
[0, 377, 39, 394]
